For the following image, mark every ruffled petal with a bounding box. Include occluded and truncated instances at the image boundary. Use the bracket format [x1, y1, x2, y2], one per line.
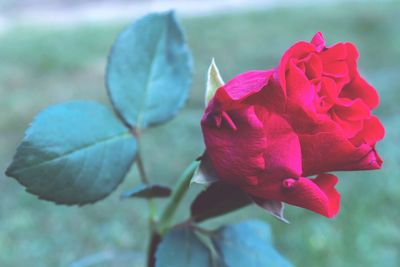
[340, 74, 379, 109]
[319, 43, 351, 87]
[245, 174, 340, 218]
[351, 116, 385, 146]
[278, 41, 316, 94]
[334, 98, 371, 121]
[330, 111, 364, 139]
[300, 130, 383, 176]
[283, 174, 340, 217]
[319, 43, 347, 61]
[344, 42, 359, 78]
[286, 59, 315, 107]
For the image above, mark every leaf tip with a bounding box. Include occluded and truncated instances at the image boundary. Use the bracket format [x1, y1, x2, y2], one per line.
[4, 165, 14, 178]
[206, 58, 224, 105]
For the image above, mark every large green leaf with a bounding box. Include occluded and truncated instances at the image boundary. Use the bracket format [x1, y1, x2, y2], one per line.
[106, 11, 193, 129]
[155, 227, 212, 267]
[212, 221, 293, 267]
[6, 101, 137, 205]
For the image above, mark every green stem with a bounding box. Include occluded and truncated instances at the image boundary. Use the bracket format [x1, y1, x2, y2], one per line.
[158, 161, 199, 234]
[136, 149, 150, 184]
[129, 128, 159, 267]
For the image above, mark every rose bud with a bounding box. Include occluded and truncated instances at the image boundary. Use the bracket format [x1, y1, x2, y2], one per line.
[201, 33, 384, 218]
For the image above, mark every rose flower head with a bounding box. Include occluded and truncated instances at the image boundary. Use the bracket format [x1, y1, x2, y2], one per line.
[201, 33, 384, 218]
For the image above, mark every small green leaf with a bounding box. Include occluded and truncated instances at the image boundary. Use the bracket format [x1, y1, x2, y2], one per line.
[205, 58, 224, 105]
[6, 101, 137, 205]
[191, 182, 252, 222]
[212, 221, 293, 267]
[106, 11, 193, 129]
[191, 152, 219, 185]
[252, 197, 289, 223]
[121, 183, 171, 199]
[155, 227, 212, 267]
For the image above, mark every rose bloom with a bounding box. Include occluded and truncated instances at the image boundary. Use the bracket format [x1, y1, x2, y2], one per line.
[201, 33, 384, 218]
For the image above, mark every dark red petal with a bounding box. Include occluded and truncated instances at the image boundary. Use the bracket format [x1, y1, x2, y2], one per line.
[246, 174, 340, 218]
[283, 174, 340, 218]
[300, 130, 383, 176]
[256, 108, 303, 179]
[201, 106, 267, 186]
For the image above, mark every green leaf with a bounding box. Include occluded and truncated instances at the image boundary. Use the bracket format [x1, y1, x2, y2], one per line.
[106, 11, 193, 129]
[191, 152, 219, 185]
[212, 221, 293, 267]
[155, 227, 212, 267]
[191, 182, 252, 222]
[121, 183, 171, 199]
[5, 101, 137, 205]
[205, 58, 224, 105]
[252, 197, 289, 223]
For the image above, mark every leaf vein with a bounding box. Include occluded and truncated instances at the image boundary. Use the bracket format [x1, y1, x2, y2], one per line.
[12, 132, 131, 174]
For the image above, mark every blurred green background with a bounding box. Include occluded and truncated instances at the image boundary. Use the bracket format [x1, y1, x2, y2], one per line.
[1, 1, 399, 266]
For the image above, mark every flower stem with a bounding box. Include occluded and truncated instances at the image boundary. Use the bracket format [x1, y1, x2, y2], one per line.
[158, 160, 199, 234]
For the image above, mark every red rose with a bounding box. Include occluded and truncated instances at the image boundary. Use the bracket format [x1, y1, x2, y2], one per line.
[201, 33, 384, 218]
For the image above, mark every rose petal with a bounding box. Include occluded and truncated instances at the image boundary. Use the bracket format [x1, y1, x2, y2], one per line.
[300, 130, 383, 176]
[202, 106, 267, 186]
[219, 70, 273, 101]
[286, 59, 315, 107]
[278, 41, 316, 94]
[245, 174, 340, 218]
[244, 77, 286, 113]
[344, 42, 359, 78]
[331, 111, 364, 139]
[283, 174, 340, 218]
[351, 116, 385, 146]
[319, 43, 347, 61]
[340, 74, 379, 109]
[256, 108, 303, 178]
[311, 32, 326, 52]
[322, 61, 350, 86]
[334, 98, 371, 121]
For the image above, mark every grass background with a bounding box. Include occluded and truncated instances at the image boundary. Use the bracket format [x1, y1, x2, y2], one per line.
[0, 1, 399, 266]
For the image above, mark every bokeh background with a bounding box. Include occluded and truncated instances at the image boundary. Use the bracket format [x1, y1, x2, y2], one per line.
[0, 0, 399, 266]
